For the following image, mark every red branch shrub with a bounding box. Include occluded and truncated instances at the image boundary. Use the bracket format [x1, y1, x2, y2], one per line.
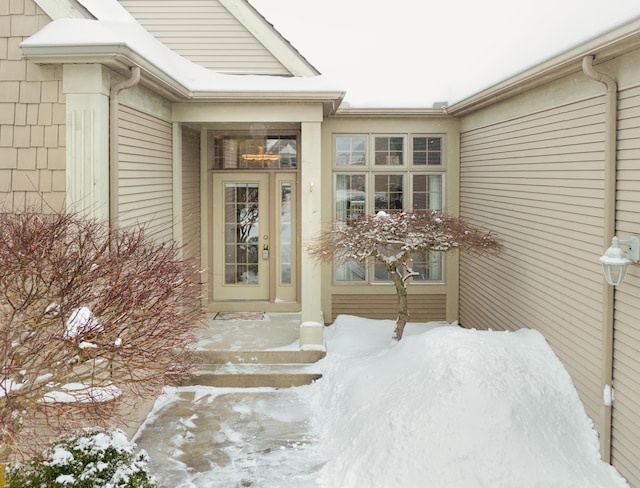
[0, 209, 203, 461]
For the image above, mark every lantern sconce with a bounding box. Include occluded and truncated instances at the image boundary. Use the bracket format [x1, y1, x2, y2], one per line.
[599, 235, 640, 286]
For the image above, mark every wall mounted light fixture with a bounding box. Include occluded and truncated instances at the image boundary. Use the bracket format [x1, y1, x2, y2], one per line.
[599, 235, 640, 286]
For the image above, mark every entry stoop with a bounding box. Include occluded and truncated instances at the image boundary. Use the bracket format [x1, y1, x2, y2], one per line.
[182, 350, 325, 388]
[181, 313, 326, 388]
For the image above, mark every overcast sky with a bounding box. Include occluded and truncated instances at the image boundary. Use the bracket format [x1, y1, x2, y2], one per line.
[249, 0, 640, 108]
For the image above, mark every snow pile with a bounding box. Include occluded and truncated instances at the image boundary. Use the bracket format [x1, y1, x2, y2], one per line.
[305, 315, 629, 487]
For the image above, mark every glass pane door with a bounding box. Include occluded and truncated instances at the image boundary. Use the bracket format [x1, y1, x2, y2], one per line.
[224, 182, 260, 285]
[213, 174, 269, 301]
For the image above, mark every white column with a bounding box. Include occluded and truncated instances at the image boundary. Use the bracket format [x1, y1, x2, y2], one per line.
[300, 121, 323, 329]
[63, 64, 110, 220]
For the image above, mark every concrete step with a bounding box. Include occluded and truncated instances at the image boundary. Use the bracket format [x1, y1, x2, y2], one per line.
[192, 349, 326, 365]
[181, 363, 322, 388]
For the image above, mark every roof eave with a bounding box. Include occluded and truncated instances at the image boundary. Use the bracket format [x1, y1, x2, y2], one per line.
[191, 90, 346, 116]
[334, 107, 449, 118]
[21, 43, 345, 115]
[21, 43, 192, 101]
[448, 16, 640, 116]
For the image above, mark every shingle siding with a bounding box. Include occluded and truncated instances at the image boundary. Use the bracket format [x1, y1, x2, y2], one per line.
[0, 0, 65, 211]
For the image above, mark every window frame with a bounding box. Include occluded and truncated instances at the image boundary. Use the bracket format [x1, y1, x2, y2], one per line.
[208, 130, 301, 170]
[410, 134, 446, 169]
[332, 133, 447, 285]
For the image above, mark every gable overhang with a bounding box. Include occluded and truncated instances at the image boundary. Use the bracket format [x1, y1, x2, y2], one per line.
[449, 16, 640, 116]
[21, 42, 345, 116]
[219, 0, 320, 77]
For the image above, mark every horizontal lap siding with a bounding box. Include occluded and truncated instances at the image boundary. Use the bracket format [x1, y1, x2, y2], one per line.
[181, 127, 201, 265]
[117, 0, 289, 75]
[611, 84, 640, 487]
[118, 105, 173, 242]
[459, 96, 606, 433]
[331, 294, 446, 323]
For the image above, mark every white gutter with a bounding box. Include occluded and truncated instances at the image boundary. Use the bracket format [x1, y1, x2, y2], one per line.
[581, 54, 617, 463]
[109, 66, 141, 226]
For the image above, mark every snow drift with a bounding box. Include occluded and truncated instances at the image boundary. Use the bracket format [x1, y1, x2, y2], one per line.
[305, 316, 628, 488]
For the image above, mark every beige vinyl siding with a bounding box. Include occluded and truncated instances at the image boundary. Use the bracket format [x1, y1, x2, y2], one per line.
[459, 95, 607, 434]
[610, 83, 640, 487]
[117, 0, 289, 75]
[117, 104, 173, 241]
[181, 126, 201, 265]
[331, 294, 446, 323]
[0, 0, 65, 211]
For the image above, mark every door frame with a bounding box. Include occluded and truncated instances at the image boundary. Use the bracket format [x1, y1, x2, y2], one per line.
[209, 170, 299, 310]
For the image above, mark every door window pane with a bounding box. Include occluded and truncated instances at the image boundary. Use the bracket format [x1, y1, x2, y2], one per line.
[280, 182, 292, 285]
[224, 183, 260, 284]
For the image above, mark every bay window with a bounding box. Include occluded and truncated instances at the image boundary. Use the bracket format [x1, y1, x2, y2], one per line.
[334, 134, 446, 284]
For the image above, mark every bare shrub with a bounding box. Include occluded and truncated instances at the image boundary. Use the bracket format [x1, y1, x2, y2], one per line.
[0, 209, 203, 462]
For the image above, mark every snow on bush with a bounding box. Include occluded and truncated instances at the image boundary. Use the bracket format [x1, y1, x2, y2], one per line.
[0, 209, 202, 461]
[7, 428, 156, 487]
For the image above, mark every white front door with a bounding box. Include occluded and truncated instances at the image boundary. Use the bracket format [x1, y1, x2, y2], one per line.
[212, 172, 297, 303]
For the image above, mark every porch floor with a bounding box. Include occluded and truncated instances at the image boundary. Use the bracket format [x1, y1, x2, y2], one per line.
[197, 312, 302, 351]
[133, 312, 324, 487]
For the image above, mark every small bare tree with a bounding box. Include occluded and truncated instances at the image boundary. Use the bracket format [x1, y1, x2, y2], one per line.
[0, 209, 203, 463]
[307, 210, 503, 340]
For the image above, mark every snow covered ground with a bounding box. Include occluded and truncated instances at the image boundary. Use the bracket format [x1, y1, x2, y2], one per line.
[136, 315, 629, 487]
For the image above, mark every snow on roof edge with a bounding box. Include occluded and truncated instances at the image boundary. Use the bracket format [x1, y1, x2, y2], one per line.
[21, 18, 346, 99]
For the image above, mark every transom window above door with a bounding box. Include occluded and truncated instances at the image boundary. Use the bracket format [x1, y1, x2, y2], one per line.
[208, 132, 299, 169]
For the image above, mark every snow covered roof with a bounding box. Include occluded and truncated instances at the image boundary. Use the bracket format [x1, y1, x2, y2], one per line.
[22, 0, 345, 110]
[24, 0, 640, 112]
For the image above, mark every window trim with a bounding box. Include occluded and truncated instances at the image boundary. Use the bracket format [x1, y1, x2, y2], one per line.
[333, 133, 446, 170]
[409, 134, 446, 170]
[332, 132, 447, 286]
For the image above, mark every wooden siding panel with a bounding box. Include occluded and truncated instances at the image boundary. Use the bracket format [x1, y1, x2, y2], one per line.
[117, 0, 289, 75]
[181, 127, 201, 265]
[331, 294, 446, 323]
[459, 96, 606, 436]
[118, 105, 173, 242]
[610, 84, 640, 487]
[0, 0, 66, 211]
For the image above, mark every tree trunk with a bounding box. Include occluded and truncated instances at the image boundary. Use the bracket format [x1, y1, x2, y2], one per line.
[390, 269, 409, 340]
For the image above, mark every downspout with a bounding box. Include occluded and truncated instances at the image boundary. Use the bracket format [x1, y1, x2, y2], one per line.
[109, 67, 141, 225]
[582, 55, 617, 463]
